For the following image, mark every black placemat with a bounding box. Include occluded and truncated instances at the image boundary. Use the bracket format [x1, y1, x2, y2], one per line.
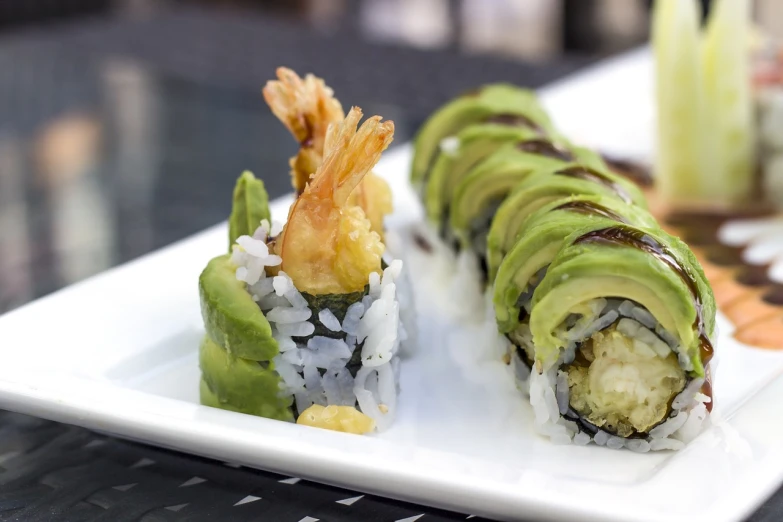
[0, 411, 488, 522]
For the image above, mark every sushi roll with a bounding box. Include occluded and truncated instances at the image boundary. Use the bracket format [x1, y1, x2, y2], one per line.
[263, 67, 392, 237]
[526, 224, 715, 450]
[486, 163, 648, 281]
[424, 119, 566, 232]
[199, 108, 405, 434]
[492, 194, 659, 372]
[410, 84, 558, 193]
[412, 82, 719, 451]
[447, 142, 605, 272]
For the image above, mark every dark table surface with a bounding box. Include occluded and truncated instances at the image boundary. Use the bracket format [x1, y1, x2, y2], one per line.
[0, 6, 779, 522]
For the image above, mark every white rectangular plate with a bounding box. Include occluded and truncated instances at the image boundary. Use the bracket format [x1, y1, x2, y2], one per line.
[1, 48, 783, 522]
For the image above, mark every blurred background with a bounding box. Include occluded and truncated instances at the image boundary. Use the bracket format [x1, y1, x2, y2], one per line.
[0, 0, 709, 58]
[0, 0, 780, 314]
[7, 0, 783, 58]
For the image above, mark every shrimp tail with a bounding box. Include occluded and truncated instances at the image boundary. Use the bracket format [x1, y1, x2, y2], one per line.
[262, 67, 345, 193]
[310, 107, 395, 206]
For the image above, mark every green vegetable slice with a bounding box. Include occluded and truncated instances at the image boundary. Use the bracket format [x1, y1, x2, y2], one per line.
[199, 336, 293, 421]
[199, 254, 278, 361]
[228, 171, 271, 250]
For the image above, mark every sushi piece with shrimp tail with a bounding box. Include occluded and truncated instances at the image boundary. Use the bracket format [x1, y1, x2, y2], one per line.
[263, 67, 392, 238]
[269, 107, 404, 432]
[255, 108, 403, 433]
[273, 106, 392, 295]
[199, 108, 406, 435]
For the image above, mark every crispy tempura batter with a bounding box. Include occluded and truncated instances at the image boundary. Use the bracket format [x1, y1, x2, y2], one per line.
[274, 107, 394, 295]
[263, 67, 393, 237]
[263, 67, 344, 193]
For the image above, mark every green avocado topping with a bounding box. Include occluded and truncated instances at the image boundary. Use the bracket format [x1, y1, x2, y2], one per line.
[529, 225, 715, 376]
[424, 124, 542, 227]
[199, 254, 279, 361]
[411, 84, 556, 189]
[493, 195, 659, 334]
[448, 143, 605, 251]
[199, 335, 292, 421]
[486, 163, 649, 281]
[228, 171, 271, 250]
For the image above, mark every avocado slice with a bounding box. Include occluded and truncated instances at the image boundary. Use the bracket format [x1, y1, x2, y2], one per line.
[425, 124, 546, 229]
[529, 224, 716, 375]
[199, 254, 279, 361]
[493, 194, 659, 334]
[199, 335, 293, 421]
[448, 142, 605, 255]
[486, 164, 649, 281]
[410, 84, 556, 190]
[228, 171, 271, 251]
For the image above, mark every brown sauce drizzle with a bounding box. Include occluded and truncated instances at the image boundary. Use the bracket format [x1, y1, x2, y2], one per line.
[555, 166, 634, 204]
[701, 369, 714, 413]
[573, 225, 714, 369]
[704, 244, 746, 266]
[485, 113, 543, 133]
[517, 139, 574, 161]
[682, 228, 723, 247]
[763, 285, 783, 306]
[552, 200, 628, 223]
[661, 209, 783, 350]
[736, 264, 775, 287]
[602, 155, 654, 187]
[423, 108, 541, 178]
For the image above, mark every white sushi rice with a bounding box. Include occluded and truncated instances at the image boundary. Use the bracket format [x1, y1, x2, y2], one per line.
[231, 221, 405, 431]
[382, 249, 416, 357]
[318, 309, 342, 332]
[527, 297, 712, 451]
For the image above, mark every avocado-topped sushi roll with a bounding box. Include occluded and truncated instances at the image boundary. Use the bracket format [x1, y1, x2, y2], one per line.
[486, 164, 648, 281]
[410, 84, 557, 193]
[268, 107, 403, 431]
[492, 194, 659, 374]
[425, 122, 558, 233]
[199, 108, 405, 434]
[527, 224, 715, 450]
[263, 67, 392, 238]
[448, 142, 605, 272]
